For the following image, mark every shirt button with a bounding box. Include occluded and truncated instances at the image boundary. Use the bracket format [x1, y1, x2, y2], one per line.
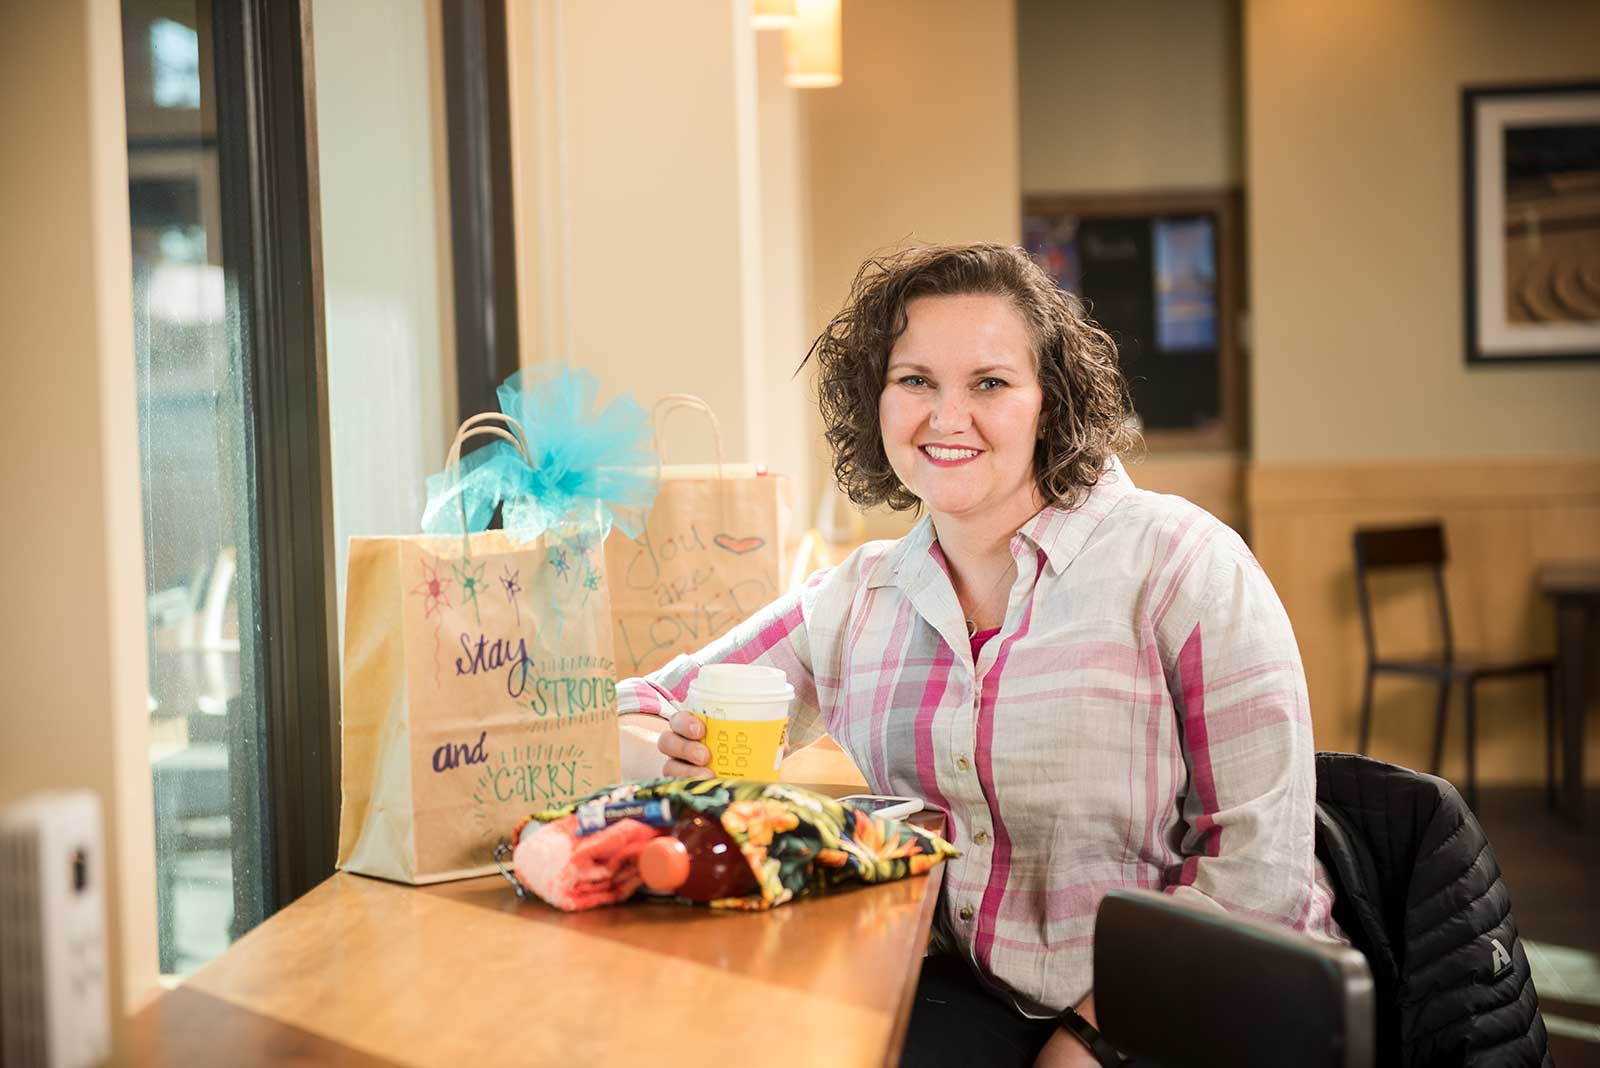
[959, 905, 975, 921]
[973, 830, 991, 845]
[956, 756, 971, 772]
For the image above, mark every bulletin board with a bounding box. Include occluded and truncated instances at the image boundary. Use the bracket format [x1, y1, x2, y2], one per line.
[1022, 189, 1244, 451]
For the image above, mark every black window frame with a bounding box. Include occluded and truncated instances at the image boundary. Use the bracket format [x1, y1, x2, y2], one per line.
[442, 0, 521, 425]
[212, 0, 340, 912]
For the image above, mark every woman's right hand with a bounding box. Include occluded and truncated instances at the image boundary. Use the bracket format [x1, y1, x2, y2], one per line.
[656, 709, 713, 779]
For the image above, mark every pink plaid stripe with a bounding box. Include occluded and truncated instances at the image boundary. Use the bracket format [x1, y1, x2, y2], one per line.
[913, 641, 957, 833]
[973, 560, 1040, 971]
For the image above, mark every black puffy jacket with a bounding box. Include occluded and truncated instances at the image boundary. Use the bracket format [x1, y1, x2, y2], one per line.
[1313, 752, 1551, 1067]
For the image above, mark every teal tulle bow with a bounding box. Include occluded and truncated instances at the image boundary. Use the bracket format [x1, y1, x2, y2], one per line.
[420, 366, 657, 541]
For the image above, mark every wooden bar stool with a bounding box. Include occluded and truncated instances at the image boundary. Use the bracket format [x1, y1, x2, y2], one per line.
[1352, 522, 1556, 810]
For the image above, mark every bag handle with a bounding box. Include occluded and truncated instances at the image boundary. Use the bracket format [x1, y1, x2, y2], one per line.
[651, 394, 727, 482]
[446, 411, 533, 471]
[651, 394, 730, 532]
[441, 412, 535, 559]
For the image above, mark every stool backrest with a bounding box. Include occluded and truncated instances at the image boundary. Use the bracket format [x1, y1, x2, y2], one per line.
[1095, 889, 1374, 1068]
[1351, 522, 1454, 662]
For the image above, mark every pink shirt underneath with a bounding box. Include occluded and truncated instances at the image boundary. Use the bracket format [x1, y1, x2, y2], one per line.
[969, 626, 1001, 662]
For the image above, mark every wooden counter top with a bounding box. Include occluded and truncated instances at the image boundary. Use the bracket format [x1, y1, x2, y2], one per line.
[121, 796, 946, 1067]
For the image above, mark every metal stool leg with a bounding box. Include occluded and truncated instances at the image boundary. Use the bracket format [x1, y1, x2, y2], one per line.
[1544, 668, 1558, 810]
[1464, 680, 1478, 811]
[1429, 679, 1450, 774]
[1357, 668, 1376, 754]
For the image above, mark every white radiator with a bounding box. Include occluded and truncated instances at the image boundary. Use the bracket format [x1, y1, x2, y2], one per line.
[0, 791, 110, 1068]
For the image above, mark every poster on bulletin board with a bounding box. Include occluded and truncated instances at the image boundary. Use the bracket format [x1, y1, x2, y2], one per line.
[1023, 189, 1242, 450]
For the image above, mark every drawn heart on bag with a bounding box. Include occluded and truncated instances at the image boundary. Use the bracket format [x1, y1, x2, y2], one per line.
[714, 533, 767, 556]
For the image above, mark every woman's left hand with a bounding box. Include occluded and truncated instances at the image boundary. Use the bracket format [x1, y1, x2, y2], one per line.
[1033, 1028, 1102, 1068]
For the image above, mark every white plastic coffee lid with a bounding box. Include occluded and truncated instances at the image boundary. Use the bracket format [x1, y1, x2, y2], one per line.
[689, 663, 795, 702]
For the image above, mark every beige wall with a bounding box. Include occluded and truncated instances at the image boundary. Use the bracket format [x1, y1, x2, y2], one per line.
[0, 0, 159, 1031]
[314, 0, 457, 631]
[507, 0, 762, 469]
[803, 0, 1022, 533]
[1018, 0, 1241, 194]
[803, 0, 1021, 328]
[1247, 0, 1600, 463]
[754, 28, 814, 520]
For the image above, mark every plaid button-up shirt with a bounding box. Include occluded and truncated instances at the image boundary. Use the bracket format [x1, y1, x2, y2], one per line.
[619, 459, 1343, 1013]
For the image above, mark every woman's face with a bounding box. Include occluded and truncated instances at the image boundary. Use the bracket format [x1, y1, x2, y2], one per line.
[878, 293, 1045, 525]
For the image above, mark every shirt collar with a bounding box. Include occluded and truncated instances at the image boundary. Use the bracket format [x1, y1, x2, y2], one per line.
[1018, 455, 1136, 576]
[867, 513, 937, 589]
[866, 456, 1137, 588]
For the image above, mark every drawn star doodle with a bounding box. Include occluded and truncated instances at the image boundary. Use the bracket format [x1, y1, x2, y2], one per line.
[452, 556, 488, 626]
[583, 568, 600, 592]
[551, 533, 584, 603]
[548, 546, 570, 577]
[500, 564, 523, 627]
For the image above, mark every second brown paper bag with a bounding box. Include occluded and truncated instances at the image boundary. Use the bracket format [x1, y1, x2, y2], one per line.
[605, 395, 788, 679]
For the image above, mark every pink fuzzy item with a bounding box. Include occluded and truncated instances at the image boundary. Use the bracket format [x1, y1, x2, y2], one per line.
[512, 814, 663, 911]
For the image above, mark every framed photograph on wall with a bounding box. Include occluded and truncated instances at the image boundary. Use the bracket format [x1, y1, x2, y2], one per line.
[1022, 189, 1243, 451]
[1463, 81, 1600, 364]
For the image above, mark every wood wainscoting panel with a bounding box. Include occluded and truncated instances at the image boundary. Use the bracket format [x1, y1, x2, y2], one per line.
[1127, 451, 1247, 534]
[1250, 458, 1600, 787]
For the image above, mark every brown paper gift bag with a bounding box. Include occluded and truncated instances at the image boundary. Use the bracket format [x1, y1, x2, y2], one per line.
[605, 395, 788, 679]
[338, 415, 621, 884]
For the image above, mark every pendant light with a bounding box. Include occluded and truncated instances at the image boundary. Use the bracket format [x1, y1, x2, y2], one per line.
[784, 0, 841, 88]
[751, 0, 795, 30]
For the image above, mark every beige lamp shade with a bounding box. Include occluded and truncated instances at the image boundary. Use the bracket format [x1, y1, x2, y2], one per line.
[784, 0, 841, 88]
[751, 0, 795, 30]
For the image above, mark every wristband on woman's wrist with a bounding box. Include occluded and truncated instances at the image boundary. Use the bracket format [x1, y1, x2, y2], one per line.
[1056, 1005, 1126, 1067]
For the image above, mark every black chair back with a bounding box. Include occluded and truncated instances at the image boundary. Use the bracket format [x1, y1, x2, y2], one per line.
[1352, 523, 1447, 570]
[1351, 521, 1454, 662]
[1095, 889, 1374, 1068]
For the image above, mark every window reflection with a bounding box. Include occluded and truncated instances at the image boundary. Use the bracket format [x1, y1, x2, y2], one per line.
[124, 0, 264, 976]
[150, 18, 201, 110]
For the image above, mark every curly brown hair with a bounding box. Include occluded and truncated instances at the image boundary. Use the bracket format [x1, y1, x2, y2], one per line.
[802, 242, 1138, 514]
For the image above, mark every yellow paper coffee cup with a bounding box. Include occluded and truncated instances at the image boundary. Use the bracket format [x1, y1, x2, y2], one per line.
[685, 664, 794, 782]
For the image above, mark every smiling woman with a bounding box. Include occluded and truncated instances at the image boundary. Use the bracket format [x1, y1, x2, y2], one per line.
[809, 244, 1137, 517]
[618, 242, 1343, 1068]
[879, 294, 1045, 528]
[815, 246, 1139, 636]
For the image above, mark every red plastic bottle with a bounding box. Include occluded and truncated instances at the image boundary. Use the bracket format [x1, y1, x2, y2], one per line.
[637, 813, 757, 901]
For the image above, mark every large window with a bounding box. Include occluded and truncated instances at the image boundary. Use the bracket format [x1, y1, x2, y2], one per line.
[124, 0, 266, 975]
[123, 0, 338, 975]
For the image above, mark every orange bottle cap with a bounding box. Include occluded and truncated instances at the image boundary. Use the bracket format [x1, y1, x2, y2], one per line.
[639, 836, 691, 893]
